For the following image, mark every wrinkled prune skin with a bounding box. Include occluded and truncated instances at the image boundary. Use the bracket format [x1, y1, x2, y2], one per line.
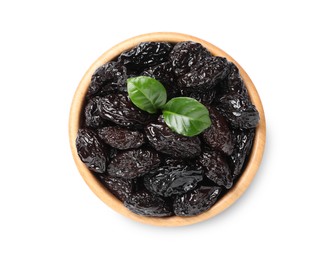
[170, 41, 211, 76]
[84, 96, 105, 128]
[217, 62, 249, 97]
[145, 119, 201, 158]
[97, 126, 145, 150]
[216, 93, 260, 129]
[202, 107, 234, 155]
[98, 94, 155, 127]
[124, 189, 173, 217]
[199, 151, 233, 189]
[98, 174, 134, 202]
[186, 89, 216, 105]
[177, 56, 229, 92]
[144, 160, 203, 197]
[173, 186, 222, 216]
[107, 148, 160, 179]
[142, 62, 179, 98]
[231, 129, 255, 176]
[119, 42, 173, 71]
[76, 129, 107, 174]
[87, 62, 127, 97]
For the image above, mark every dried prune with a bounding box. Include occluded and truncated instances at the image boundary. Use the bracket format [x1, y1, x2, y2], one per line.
[98, 93, 155, 127]
[124, 189, 173, 217]
[87, 61, 127, 97]
[144, 161, 203, 197]
[217, 62, 249, 97]
[185, 89, 216, 105]
[98, 174, 134, 202]
[84, 96, 105, 128]
[170, 41, 211, 76]
[97, 126, 144, 150]
[173, 186, 222, 216]
[119, 42, 173, 71]
[107, 148, 160, 179]
[142, 62, 179, 98]
[216, 93, 260, 129]
[231, 129, 255, 176]
[76, 129, 107, 174]
[199, 151, 233, 189]
[202, 107, 234, 155]
[177, 56, 229, 92]
[145, 119, 201, 158]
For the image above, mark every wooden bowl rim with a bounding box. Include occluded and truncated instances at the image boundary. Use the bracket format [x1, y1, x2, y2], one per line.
[69, 32, 266, 227]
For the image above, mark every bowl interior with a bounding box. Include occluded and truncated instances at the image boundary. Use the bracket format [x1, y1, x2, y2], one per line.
[69, 32, 266, 226]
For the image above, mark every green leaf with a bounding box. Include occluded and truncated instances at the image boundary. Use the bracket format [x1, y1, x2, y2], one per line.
[127, 76, 167, 114]
[162, 97, 212, 137]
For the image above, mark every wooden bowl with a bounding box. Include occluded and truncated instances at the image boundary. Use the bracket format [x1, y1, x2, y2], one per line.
[69, 32, 266, 226]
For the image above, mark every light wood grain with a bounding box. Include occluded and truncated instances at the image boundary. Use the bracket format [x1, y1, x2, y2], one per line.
[69, 32, 266, 226]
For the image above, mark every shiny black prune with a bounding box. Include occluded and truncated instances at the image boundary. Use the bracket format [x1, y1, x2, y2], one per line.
[118, 42, 173, 71]
[76, 129, 107, 174]
[98, 93, 155, 127]
[216, 93, 260, 129]
[144, 161, 203, 197]
[145, 119, 201, 158]
[173, 186, 222, 216]
[98, 174, 134, 202]
[231, 129, 255, 176]
[97, 126, 144, 150]
[177, 56, 229, 92]
[87, 61, 127, 97]
[199, 151, 233, 189]
[202, 107, 234, 155]
[107, 148, 160, 179]
[217, 62, 249, 97]
[84, 96, 105, 128]
[124, 189, 173, 217]
[142, 62, 179, 98]
[183, 88, 216, 105]
[170, 41, 211, 76]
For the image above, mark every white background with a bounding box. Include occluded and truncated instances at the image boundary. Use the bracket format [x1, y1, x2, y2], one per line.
[0, 0, 331, 259]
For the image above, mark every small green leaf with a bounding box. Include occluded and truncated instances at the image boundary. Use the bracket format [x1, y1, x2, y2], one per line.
[162, 97, 212, 137]
[127, 76, 167, 114]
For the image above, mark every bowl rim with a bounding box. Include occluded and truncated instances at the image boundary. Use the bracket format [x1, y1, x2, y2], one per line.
[69, 32, 266, 226]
